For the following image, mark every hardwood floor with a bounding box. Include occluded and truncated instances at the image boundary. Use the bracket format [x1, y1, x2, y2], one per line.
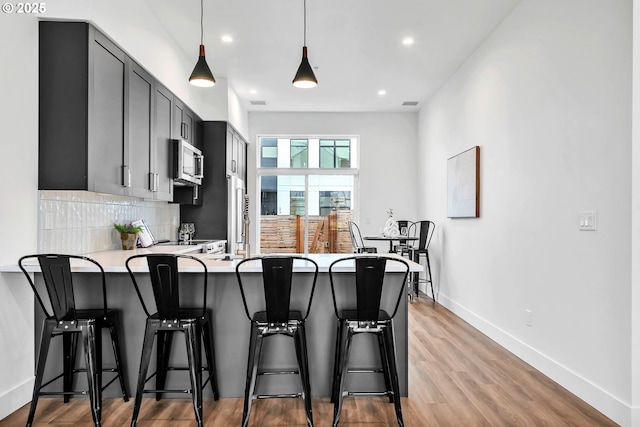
[0, 295, 617, 426]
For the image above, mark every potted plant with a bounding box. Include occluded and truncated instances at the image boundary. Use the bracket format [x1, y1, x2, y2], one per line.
[114, 223, 143, 250]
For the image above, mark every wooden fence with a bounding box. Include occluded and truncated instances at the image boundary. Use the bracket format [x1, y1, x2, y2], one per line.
[260, 210, 353, 254]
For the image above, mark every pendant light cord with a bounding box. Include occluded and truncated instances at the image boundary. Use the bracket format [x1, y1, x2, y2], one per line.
[303, 0, 307, 46]
[200, 0, 204, 45]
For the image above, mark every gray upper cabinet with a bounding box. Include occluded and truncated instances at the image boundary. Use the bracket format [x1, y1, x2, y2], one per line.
[153, 83, 174, 201]
[173, 97, 195, 144]
[39, 21, 180, 201]
[227, 126, 247, 179]
[128, 61, 153, 199]
[39, 22, 128, 194]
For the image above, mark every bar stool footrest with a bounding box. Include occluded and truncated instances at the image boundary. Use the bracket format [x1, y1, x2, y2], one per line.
[256, 393, 302, 399]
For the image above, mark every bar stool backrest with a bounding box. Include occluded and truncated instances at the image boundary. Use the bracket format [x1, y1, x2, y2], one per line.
[125, 254, 208, 319]
[347, 221, 365, 252]
[410, 220, 435, 250]
[236, 255, 319, 323]
[19, 254, 107, 322]
[329, 255, 410, 321]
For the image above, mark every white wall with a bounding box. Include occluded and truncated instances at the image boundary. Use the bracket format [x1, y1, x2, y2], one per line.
[0, 14, 39, 420]
[248, 112, 419, 252]
[631, 1, 640, 424]
[418, 0, 632, 424]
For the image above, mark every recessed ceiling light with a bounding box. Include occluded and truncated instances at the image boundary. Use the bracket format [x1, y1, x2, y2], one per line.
[249, 89, 257, 95]
[378, 90, 386, 96]
[402, 37, 414, 46]
[221, 35, 233, 43]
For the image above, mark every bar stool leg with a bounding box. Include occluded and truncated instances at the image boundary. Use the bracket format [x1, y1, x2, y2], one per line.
[155, 331, 173, 401]
[377, 332, 393, 403]
[201, 319, 219, 400]
[26, 320, 55, 427]
[242, 324, 263, 427]
[382, 324, 404, 427]
[131, 321, 158, 427]
[108, 321, 130, 401]
[294, 323, 313, 427]
[330, 320, 344, 404]
[62, 332, 78, 403]
[332, 326, 354, 427]
[82, 323, 102, 427]
[425, 251, 435, 302]
[184, 323, 203, 427]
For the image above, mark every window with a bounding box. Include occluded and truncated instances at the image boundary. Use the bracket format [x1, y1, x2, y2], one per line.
[290, 139, 308, 168]
[319, 191, 351, 216]
[257, 136, 359, 254]
[320, 139, 351, 168]
[260, 138, 278, 168]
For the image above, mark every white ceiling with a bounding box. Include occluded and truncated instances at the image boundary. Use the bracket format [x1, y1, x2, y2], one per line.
[146, 0, 521, 113]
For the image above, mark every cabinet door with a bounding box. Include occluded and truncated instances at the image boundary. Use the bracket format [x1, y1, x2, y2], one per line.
[87, 30, 127, 195]
[183, 107, 194, 143]
[226, 127, 235, 176]
[128, 61, 153, 198]
[154, 83, 174, 201]
[237, 137, 247, 180]
[173, 98, 193, 142]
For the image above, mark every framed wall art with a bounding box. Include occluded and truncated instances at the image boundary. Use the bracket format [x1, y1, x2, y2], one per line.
[447, 146, 480, 218]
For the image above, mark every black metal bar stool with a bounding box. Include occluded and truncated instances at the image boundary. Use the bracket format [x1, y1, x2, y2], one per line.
[125, 254, 219, 427]
[407, 220, 436, 301]
[235, 256, 319, 427]
[328, 255, 410, 427]
[18, 254, 129, 427]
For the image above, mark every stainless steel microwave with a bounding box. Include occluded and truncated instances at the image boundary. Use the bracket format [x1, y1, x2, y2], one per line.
[174, 139, 204, 186]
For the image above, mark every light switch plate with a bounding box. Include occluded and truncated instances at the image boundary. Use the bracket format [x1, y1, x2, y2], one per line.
[579, 211, 596, 231]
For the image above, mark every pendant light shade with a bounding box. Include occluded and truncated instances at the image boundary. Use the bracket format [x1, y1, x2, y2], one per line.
[189, 0, 215, 87]
[293, 46, 317, 88]
[190, 45, 215, 87]
[292, 0, 317, 88]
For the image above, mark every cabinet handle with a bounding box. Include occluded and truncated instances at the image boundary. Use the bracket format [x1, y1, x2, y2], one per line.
[155, 173, 159, 192]
[232, 159, 237, 174]
[193, 185, 199, 201]
[122, 165, 130, 187]
[149, 172, 155, 191]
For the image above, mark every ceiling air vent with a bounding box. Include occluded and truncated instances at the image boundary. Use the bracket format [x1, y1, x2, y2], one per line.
[402, 101, 419, 106]
[250, 100, 267, 105]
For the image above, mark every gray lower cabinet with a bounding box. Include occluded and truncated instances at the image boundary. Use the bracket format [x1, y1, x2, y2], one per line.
[39, 21, 176, 201]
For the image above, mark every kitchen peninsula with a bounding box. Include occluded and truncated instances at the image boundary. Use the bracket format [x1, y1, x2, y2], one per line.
[5, 250, 422, 398]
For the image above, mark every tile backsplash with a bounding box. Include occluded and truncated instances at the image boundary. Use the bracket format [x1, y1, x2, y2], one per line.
[38, 191, 180, 255]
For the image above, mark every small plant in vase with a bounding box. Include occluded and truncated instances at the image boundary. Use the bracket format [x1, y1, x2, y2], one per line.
[114, 223, 143, 250]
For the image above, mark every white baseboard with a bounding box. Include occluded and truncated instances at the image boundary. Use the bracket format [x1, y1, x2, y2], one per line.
[0, 378, 33, 422]
[437, 293, 631, 427]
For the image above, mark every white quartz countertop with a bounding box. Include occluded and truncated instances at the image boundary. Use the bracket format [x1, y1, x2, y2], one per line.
[2, 248, 422, 274]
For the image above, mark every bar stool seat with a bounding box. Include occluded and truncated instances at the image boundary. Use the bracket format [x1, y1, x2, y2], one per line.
[235, 256, 319, 427]
[18, 254, 129, 427]
[125, 254, 219, 427]
[329, 255, 410, 427]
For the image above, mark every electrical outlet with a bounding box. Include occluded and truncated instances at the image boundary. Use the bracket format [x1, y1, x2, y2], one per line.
[525, 309, 533, 327]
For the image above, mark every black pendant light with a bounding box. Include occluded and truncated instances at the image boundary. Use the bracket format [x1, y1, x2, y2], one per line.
[292, 0, 317, 88]
[189, 0, 215, 87]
